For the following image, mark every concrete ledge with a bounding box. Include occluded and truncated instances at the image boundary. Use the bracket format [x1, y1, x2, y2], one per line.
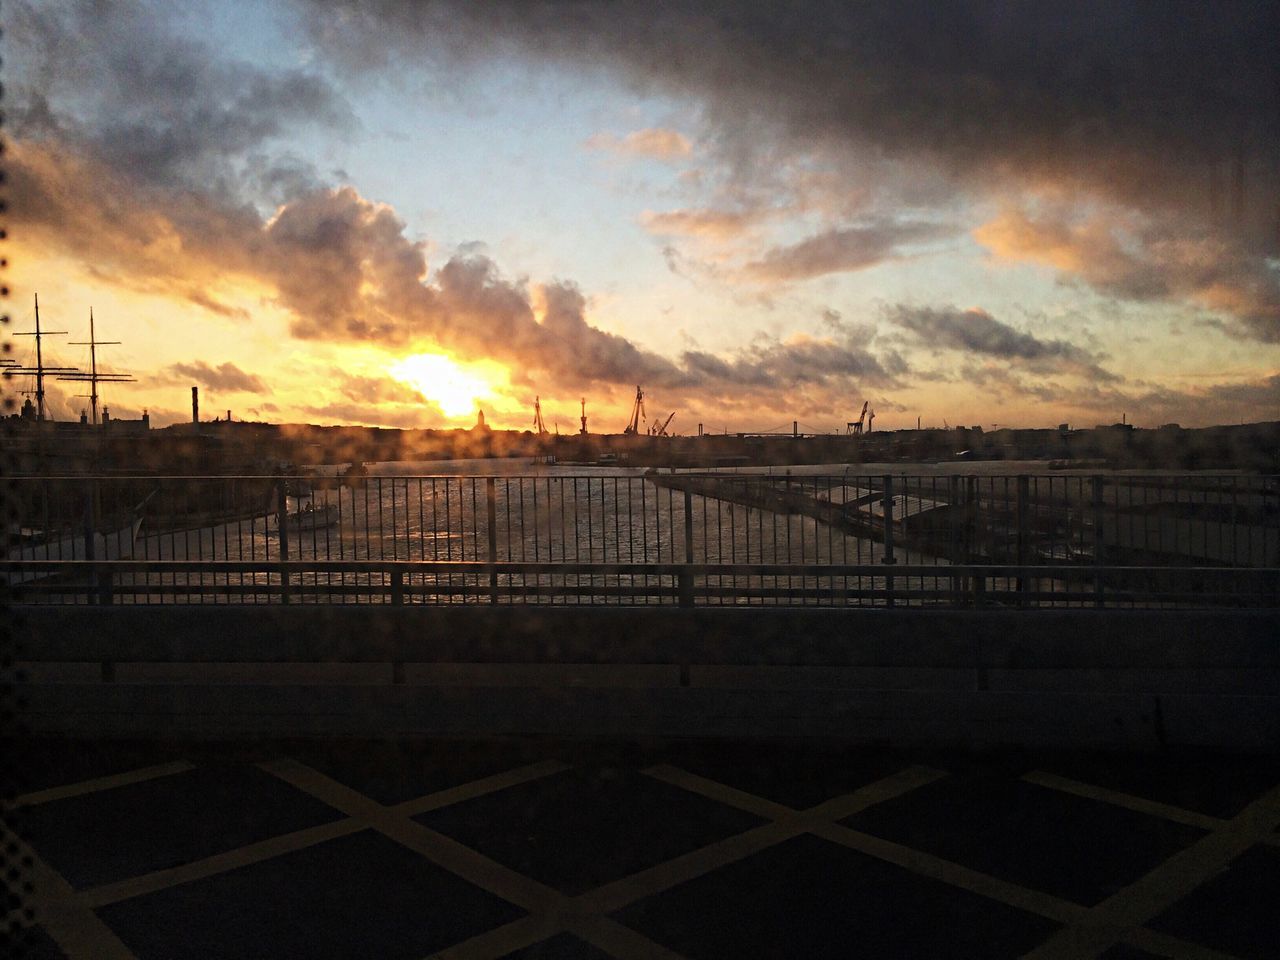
[11, 606, 1280, 751]
[15, 684, 1280, 751]
[14, 606, 1280, 666]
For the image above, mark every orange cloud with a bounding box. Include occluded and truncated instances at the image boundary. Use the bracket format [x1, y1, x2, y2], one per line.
[639, 208, 761, 240]
[974, 206, 1280, 341]
[585, 128, 692, 161]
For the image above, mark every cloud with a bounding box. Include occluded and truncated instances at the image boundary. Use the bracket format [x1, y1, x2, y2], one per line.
[297, 0, 1279, 328]
[886, 304, 1117, 380]
[298, 402, 441, 429]
[334, 373, 421, 404]
[743, 221, 951, 282]
[305, 1, 1277, 221]
[640, 208, 762, 240]
[975, 206, 1280, 342]
[10, 0, 350, 200]
[585, 128, 692, 161]
[942, 357, 1280, 426]
[13, 137, 904, 407]
[165, 361, 267, 393]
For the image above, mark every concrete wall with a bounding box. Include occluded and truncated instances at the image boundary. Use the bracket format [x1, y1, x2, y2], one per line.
[11, 606, 1279, 751]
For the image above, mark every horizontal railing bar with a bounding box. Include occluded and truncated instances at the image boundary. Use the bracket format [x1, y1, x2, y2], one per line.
[3, 559, 1276, 578]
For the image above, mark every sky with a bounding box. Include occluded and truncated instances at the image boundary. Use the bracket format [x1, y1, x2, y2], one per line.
[6, 0, 1280, 432]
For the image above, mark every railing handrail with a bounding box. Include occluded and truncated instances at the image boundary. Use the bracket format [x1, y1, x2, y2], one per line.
[3, 558, 1277, 577]
[5, 471, 1280, 482]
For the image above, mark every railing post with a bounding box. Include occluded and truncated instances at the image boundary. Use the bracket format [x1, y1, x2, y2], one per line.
[391, 569, 404, 606]
[277, 477, 290, 604]
[882, 475, 896, 607]
[1092, 475, 1105, 608]
[949, 475, 963, 605]
[882, 475, 896, 564]
[486, 477, 498, 604]
[96, 566, 114, 606]
[680, 487, 695, 607]
[1016, 475, 1029, 605]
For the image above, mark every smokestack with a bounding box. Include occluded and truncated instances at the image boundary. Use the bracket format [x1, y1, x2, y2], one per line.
[793, 421, 798, 437]
[192, 386, 199, 425]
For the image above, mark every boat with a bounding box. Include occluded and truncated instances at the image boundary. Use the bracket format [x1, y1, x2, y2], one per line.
[277, 501, 340, 532]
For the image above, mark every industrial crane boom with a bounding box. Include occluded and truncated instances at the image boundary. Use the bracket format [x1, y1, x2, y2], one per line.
[653, 411, 676, 436]
[623, 385, 645, 434]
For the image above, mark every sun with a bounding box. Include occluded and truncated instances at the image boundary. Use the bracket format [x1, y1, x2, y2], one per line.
[387, 353, 500, 418]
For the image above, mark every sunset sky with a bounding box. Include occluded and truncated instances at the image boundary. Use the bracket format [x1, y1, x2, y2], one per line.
[7, 1, 1280, 432]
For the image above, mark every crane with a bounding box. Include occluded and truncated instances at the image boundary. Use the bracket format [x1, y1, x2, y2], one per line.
[533, 396, 547, 434]
[579, 398, 588, 434]
[846, 401, 869, 435]
[651, 411, 676, 436]
[623, 385, 645, 435]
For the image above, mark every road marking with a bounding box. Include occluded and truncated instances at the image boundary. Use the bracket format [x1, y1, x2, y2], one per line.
[17, 752, 1265, 960]
[655, 763, 1245, 959]
[1024, 770, 1227, 831]
[582, 765, 947, 915]
[263, 758, 693, 960]
[393, 760, 571, 817]
[81, 819, 365, 909]
[261, 758, 564, 912]
[8, 760, 195, 810]
[2, 825, 138, 960]
[1024, 783, 1280, 960]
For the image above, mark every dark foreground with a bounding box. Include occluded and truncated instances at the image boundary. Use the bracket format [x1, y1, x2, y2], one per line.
[5, 738, 1280, 960]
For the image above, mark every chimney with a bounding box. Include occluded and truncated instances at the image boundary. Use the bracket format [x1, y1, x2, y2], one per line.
[192, 386, 199, 425]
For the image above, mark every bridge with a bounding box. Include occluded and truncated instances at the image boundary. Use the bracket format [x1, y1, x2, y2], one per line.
[5, 471, 1278, 750]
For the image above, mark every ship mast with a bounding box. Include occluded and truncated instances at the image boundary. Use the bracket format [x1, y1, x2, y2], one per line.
[11, 294, 74, 420]
[60, 308, 134, 425]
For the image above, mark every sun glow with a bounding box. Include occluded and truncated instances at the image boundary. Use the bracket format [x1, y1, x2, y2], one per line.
[387, 353, 503, 419]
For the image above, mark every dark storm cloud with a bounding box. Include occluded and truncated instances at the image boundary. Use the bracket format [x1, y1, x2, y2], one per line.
[299, 1, 1277, 208]
[11, 0, 351, 195]
[887, 304, 1117, 381]
[297, 0, 1280, 331]
[166, 361, 267, 393]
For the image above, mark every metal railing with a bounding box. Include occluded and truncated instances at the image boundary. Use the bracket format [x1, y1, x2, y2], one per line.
[4, 471, 1277, 608]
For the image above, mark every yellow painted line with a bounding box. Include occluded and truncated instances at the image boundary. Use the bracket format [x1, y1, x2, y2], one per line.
[1023, 783, 1280, 960]
[2, 825, 138, 960]
[640, 764, 796, 819]
[9, 760, 195, 810]
[568, 915, 692, 960]
[812, 821, 1087, 925]
[266, 758, 688, 960]
[578, 816, 811, 916]
[583, 765, 947, 916]
[426, 915, 561, 960]
[81, 818, 365, 909]
[1023, 771, 1225, 831]
[261, 758, 564, 913]
[1124, 927, 1246, 960]
[394, 760, 570, 817]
